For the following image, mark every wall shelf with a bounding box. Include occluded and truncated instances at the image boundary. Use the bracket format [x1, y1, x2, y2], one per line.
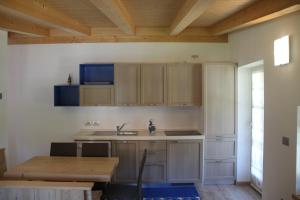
[54, 85, 80, 106]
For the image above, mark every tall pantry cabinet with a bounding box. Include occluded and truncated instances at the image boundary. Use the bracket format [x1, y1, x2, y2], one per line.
[203, 63, 236, 184]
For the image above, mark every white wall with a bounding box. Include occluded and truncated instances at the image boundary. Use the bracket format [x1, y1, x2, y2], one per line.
[6, 42, 230, 167]
[229, 12, 300, 200]
[0, 31, 8, 150]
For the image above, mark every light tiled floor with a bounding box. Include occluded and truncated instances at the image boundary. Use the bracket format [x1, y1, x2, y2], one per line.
[199, 185, 261, 200]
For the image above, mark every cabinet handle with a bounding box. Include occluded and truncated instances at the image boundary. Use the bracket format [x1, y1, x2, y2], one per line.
[215, 160, 222, 163]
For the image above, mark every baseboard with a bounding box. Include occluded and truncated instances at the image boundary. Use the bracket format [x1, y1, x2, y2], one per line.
[236, 181, 250, 186]
[250, 183, 262, 195]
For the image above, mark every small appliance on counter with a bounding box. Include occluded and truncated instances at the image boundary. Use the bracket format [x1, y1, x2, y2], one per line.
[148, 119, 156, 134]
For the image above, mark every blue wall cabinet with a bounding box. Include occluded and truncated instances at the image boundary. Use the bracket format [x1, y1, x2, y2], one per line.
[80, 64, 114, 85]
[54, 85, 80, 106]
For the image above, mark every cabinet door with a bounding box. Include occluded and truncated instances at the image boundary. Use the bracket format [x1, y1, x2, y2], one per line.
[80, 85, 114, 106]
[112, 141, 138, 183]
[205, 138, 236, 159]
[115, 64, 140, 105]
[167, 140, 201, 183]
[204, 159, 235, 184]
[143, 164, 166, 183]
[204, 63, 235, 137]
[141, 64, 165, 105]
[166, 64, 202, 106]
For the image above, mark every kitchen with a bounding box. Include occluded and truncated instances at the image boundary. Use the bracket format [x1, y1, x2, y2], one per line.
[0, 0, 300, 200]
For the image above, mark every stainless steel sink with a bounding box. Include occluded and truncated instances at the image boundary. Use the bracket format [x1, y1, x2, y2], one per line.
[92, 131, 117, 136]
[92, 131, 138, 136]
[117, 131, 138, 136]
[164, 131, 202, 136]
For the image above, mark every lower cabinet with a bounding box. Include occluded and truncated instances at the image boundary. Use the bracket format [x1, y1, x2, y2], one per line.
[112, 141, 138, 183]
[204, 137, 236, 184]
[204, 159, 235, 184]
[112, 140, 202, 184]
[143, 163, 166, 182]
[167, 140, 202, 183]
[139, 141, 167, 183]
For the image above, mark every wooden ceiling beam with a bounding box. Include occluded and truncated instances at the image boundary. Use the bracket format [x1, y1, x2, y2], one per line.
[170, 0, 215, 35]
[8, 27, 228, 44]
[0, 0, 91, 36]
[0, 12, 49, 37]
[211, 0, 300, 35]
[89, 0, 135, 34]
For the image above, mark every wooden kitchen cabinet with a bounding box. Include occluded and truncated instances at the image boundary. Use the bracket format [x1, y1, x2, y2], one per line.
[115, 64, 140, 105]
[166, 64, 202, 106]
[141, 64, 165, 105]
[80, 85, 114, 106]
[112, 141, 138, 183]
[167, 140, 202, 183]
[139, 141, 167, 183]
[205, 138, 236, 160]
[204, 63, 235, 138]
[204, 159, 236, 184]
[203, 63, 236, 185]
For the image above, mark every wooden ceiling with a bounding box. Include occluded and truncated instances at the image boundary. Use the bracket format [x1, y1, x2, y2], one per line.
[0, 0, 299, 44]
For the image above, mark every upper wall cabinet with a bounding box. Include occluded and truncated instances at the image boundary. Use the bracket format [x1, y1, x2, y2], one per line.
[204, 63, 235, 137]
[141, 64, 165, 106]
[80, 85, 114, 106]
[115, 64, 141, 106]
[166, 64, 202, 106]
[54, 85, 80, 106]
[54, 63, 202, 107]
[80, 64, 114, 85]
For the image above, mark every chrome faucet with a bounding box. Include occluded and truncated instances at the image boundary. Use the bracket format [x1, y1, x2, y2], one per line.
[116, 123, 127, 134]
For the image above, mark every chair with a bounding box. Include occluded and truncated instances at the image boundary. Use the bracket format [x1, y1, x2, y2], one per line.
[50, 142, 77, 157]
[81, 143, 110, 191]
[81, 143, 110, 157]
[101, 149, 147, 200]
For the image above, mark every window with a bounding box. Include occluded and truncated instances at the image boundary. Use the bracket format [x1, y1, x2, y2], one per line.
[251, 68, 264, 192]
[274, 35, 290, 66]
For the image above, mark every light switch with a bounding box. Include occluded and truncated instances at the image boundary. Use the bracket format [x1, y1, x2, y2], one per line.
[282, 136, 290, 146]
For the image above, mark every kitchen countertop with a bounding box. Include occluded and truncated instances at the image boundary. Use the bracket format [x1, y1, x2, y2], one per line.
[73, 129, 205, 141]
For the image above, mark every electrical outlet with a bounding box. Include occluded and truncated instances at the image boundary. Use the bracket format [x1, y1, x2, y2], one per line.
[84, 121, 100, 128]
[282, 136, 290, 146]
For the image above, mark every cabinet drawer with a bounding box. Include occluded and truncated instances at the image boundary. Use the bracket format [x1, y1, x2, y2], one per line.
[139, 150, 166, 164]
[143, 164, 166, 182]
[205, 138, 236, 159]
[204, 159, 235, 182]
[139, 141, 166, 151]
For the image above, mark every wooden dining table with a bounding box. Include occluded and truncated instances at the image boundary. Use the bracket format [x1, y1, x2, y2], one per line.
[4, 156, 119, 182]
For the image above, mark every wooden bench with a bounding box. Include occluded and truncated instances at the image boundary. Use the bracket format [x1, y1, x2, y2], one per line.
[0, 180, 94, 200]
[0, 148, 6, 177]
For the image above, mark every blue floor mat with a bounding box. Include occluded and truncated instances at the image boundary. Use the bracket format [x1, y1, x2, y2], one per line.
[143, 183, 200, 200]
